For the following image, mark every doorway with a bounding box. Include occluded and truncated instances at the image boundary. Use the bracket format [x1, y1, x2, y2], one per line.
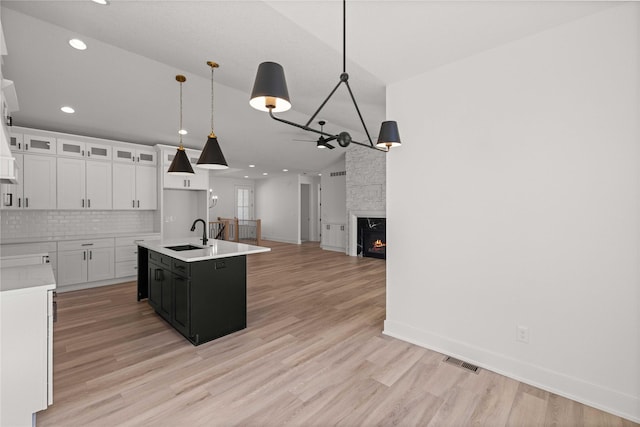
[300, 183, 310, 242]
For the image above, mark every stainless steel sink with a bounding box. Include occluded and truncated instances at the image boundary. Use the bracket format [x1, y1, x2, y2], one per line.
[165, 244, 203, 252]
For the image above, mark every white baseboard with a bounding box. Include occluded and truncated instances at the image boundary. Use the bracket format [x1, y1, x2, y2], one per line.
[262, 236, 299, 245]
[383, 319, 640, 423]
[321, 245, 346, 253]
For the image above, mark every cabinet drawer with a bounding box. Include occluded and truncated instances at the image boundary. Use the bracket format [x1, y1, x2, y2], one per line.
[148, 250, 171, 268]
[115, 260, 138, 278]
[114, 234, 160, 247]
[115, 245, 137, 262]
[171, 258, 190, 277]
[58, 238, 114, 251]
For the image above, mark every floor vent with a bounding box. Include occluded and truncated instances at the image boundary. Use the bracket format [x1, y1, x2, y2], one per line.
[443, 356, 480, 374]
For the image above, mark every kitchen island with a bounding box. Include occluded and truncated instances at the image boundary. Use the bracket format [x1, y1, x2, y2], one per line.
[137, 238, 270, 345]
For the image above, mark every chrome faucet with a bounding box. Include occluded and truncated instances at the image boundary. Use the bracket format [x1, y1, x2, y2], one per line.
[190, 218, 208, 245]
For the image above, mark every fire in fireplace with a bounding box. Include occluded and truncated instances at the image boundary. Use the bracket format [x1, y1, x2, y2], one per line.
[357, 217, 386, 259]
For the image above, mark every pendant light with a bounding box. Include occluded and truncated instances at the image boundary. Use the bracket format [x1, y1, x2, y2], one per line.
[196, 61, 228, 169]
[168, 75, 194, 175]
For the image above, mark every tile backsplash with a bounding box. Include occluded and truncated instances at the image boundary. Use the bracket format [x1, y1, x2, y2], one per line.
[0, 210, 158, 240]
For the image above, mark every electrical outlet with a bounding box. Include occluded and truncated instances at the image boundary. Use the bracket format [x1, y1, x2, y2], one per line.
[516, 325, 529, 343]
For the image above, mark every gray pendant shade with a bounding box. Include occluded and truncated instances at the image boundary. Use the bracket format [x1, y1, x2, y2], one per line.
[167, 147, 194, 175]
[375, 121, 402, 149]
[196, 136, 228, 170]
[249, 62, 291, 113]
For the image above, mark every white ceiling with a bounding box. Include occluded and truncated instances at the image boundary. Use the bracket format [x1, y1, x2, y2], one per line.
[0, 1, 616, 179]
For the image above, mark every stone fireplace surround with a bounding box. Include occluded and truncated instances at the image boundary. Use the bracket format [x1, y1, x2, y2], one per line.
[348, 210, 386, 257]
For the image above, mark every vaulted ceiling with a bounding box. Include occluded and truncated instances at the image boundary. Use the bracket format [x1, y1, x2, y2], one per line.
[0, 1, 615, 178]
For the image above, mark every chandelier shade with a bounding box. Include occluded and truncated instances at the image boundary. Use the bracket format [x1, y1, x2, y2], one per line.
[198, 135, 228, 169]
[168, 74, 195, 175]
[250, 62, 291, 113]
[375, 121, 402, 149]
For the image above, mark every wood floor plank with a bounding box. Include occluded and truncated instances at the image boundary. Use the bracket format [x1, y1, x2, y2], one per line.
[35, 241, 637, 426]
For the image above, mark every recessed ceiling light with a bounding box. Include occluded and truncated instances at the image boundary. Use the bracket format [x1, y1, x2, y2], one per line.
[249, 164, 255, 168]
[91, 0, 109, 5]
[318, 173, 322, 176]
[61, 106, 75, 114]
[244, 176, 249, 178]
[263, 172, 268, 176]
[282, 169, 288, 172]
[68, 38, 87, 50]
[178, 129, 188, 135]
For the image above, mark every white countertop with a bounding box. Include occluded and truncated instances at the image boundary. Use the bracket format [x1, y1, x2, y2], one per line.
[138, 238, 271, 262]
[0, 232, 161, 245]
[0, 263, 56, 293]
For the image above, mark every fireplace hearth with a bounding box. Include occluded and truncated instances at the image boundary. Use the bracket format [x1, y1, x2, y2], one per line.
[357, 217, 386, 259]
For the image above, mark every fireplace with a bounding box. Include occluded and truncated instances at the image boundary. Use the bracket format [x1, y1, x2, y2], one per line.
[357, 217, 386, 259]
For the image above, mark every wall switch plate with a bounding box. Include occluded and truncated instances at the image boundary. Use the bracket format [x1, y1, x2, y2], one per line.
[516, 325, 529, 343]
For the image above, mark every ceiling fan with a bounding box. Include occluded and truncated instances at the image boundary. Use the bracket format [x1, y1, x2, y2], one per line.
[293, 121, 336, 149]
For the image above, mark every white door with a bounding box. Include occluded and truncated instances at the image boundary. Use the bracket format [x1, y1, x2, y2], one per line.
[1, 154, 23, 209]
[24, 135, 57, 155]
[136, 166, 157, 209]
[87, 247, 115, 281]
[86, 160, 112, 209]
[57, 157, 86, 209]
[113, 163, 136, 209]
[23, 155, 56, 209]
[57, 250, 88, 286]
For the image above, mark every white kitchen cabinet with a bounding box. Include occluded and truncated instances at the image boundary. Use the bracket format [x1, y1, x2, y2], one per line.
[0, 241, 57, 276]
[0, 153, 22, 209]
[57, 238, 114, 286]
[113, 163, 157, 210]
[0, 267, 55, 426]
[23, 154, 56, 209]
[113, 146, 157, 165]
[1, 154, 56, 209]
[57, 138, 112, 161]
[162, 148, 208, 190]
[7, 132, 23, 151]
[57, 158, 112, 209]
[22, 134, 57, 154]
[321, 223, 346, 252]
[114, 234, 159, 279]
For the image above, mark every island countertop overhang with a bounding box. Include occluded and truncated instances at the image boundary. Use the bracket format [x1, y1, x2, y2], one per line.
[137, 238, 270, 262]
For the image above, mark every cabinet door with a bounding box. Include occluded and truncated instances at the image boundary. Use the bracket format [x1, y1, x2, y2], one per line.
[24, 134, 57, 155]
[172, 273, 190, 337]
[112, 163, 136, 209]
[57, 139, 86, 158]
[23, 155, 56, 209]
[1, 154, 23, 209]
[113, 147, 135, 164]
[163, 171, 188, 189]
[148, 263, 163, 312]
[86, 160, 112, 209]
[57, 157, 86, 209]
[57, 250, 88, 286]
[85, 143, 112, 160]
[189, 169, 209, 190]
[136, 148, 157, 166]
[136, 166, 157, 210]
[8, 132, 23, 151]
[87, 247, 114, 282]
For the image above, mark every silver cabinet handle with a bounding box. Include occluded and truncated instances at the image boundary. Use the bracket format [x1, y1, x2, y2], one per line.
[83, 251, 86, 260]
[88, 199, 91, 208]
[25, 198, 29, 208]
[18, 198, 21, 208]
[81, 243, 93, 246]
[137, 200, 140, 208]
[82, 199, 85, 208]
[89, 250, 92, 260]
[132, 200, 135, 208]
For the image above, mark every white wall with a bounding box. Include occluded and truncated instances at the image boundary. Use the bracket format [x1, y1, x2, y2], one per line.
[320, 155, 347, 224]
[208, 176, 255, 220]
[385, 4, 639, 422]
[162, 189, 207, 240]
[255, 174, 300, 243]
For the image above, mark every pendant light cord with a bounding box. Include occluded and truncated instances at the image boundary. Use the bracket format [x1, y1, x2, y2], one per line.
[211, 65, 215, 134]
[179, 77, 184, 148]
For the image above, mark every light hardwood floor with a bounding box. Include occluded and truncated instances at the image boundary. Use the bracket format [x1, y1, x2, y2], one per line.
[39, 241, 637, 426]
